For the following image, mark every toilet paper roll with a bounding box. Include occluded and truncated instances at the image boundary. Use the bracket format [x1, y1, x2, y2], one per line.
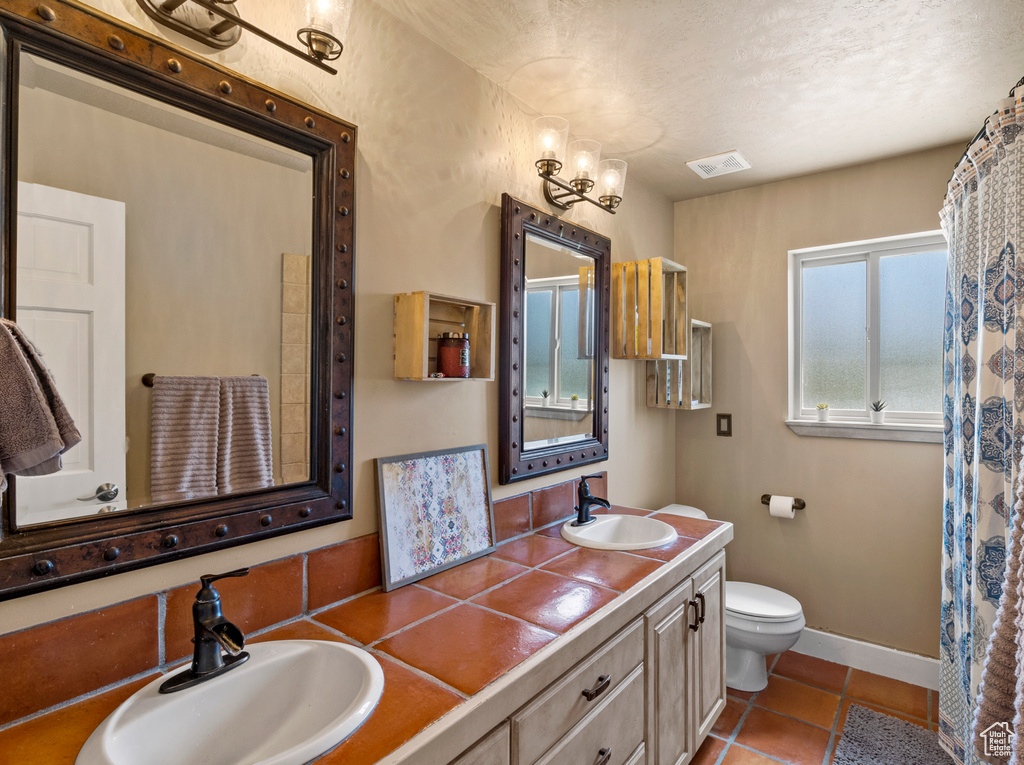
[769, 495, 796, 519]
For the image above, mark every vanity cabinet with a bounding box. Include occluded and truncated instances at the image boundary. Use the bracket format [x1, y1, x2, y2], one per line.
[645, 551, 726, 765]
[512, 619, 645, 765]
[388, 526, 732, 765]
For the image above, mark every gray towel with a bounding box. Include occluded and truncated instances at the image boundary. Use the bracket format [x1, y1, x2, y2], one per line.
[0, 319, 81, 492]
[150, 376, 220, 504]
[217, 376, 273, 494]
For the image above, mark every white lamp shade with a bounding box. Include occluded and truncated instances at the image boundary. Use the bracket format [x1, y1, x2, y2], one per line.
[598, 159, 627, 198]
[306, 0, 351, 36]
[568, 139, 601, 181]
[534, 116, 569, 166]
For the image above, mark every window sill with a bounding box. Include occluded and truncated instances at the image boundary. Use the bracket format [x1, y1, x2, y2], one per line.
[525, 405, 591, 422]
[785, 420, 942, 444]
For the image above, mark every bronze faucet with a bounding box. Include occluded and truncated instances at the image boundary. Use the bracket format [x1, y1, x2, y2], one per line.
[572, 474, 610, 527]
[160, 568, 250, 693]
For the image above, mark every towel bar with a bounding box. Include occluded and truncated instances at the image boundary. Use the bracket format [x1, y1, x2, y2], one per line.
[142, 373, 261, 386]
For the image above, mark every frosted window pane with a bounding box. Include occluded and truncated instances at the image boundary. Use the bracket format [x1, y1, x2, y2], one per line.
[525, 291, 551, 397]
[559, 288, 590, 399]
[802, 261, 866, 409]
[879, 250, 945, 412]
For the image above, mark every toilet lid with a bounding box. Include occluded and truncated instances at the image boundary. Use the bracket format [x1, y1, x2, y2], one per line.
[656, 504, 708, 519]
[726, 582, 802, 621]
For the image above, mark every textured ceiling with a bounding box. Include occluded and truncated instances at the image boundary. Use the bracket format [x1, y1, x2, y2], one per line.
[375, 0, 1024, 201]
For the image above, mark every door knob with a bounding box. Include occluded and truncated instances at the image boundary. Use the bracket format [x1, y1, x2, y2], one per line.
[77, 483, 119, 502]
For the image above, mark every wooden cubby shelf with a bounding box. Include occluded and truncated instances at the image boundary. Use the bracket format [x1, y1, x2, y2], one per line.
[646, 319, 712, 410]
[612, 257, 688, 360]
[393, 291, 495, 381]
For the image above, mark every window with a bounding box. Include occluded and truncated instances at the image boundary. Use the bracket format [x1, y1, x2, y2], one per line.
[789, 231, 947, 431]
[525, 276, 593, 406]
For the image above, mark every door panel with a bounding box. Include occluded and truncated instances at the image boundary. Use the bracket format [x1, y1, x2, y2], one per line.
[692, 552, 727, 742]
[15, 182, 126, 525]
[646, 579, 695, 765]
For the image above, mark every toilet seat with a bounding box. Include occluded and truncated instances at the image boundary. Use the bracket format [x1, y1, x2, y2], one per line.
[726, 582, 803, 623]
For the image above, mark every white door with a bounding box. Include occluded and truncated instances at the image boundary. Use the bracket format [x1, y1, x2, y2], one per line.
[14, 182, 126, 526]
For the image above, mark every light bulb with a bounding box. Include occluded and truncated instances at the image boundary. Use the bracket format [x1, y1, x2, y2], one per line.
[540, 129, 559, 159]
[533, 116, 569, 171]
[567, 140, 601, 183]
[602, 169, 621, 194]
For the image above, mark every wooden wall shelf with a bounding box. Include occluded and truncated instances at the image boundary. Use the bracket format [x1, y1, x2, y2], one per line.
[393, 291, 495, 381]
[612, 257, 688, 360]
[646, 320, 712, 410]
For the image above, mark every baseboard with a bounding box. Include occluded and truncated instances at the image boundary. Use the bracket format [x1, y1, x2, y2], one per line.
[792, 627, 939, 691]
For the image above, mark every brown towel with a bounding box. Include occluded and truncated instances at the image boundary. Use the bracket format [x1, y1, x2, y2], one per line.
[0, 319, 81, 492]
[217, 376, 273, 494]
[973, 466, 1024, 764]
[150, 376, 220, 504]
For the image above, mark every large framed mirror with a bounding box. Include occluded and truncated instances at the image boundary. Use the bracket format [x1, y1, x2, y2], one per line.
[498, 194, 610, 483]
[0, 0, 355, 598]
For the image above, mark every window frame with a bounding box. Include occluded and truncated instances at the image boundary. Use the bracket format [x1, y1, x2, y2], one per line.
[788, 230, 947, 430]
[524, 275, 593, 408]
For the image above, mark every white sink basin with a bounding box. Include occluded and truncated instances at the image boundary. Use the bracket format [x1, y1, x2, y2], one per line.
[561, 514, 678, 550]
[77, 640, 384, 765]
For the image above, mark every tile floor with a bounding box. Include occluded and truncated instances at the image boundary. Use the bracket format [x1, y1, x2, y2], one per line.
[694, 651, 940, 765]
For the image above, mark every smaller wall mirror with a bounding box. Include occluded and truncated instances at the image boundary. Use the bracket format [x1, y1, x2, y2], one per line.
[498, 194, 610, 483]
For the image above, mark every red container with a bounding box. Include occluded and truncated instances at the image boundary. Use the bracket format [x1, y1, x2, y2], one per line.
[437, 332, 470, 378]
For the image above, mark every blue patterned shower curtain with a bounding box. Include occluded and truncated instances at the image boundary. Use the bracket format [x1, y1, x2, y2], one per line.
[940, 84, 1024, 765]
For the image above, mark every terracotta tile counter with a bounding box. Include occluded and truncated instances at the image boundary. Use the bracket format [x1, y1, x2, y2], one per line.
[0, 507, 731, 765]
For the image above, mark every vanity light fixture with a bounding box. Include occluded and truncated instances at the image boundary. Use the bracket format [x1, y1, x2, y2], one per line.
[534, 116, 628, 214]
[136, 0, 349, 75]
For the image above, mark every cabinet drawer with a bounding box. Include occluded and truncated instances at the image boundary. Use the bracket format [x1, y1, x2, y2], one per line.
[452, 723, 511, 765]
[512, 619, 644, 765]
[534, 665, 645, 765]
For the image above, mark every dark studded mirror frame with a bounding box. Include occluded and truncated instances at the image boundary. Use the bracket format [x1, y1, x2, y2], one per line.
[498, 193, 610, 484]
[0, 0, 356, 599]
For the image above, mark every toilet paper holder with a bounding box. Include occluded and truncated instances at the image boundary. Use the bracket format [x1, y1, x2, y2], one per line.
[760, 494, 806, 511]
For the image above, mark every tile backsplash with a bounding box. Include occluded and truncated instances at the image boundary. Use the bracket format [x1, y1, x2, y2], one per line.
[0, 471, 605, 729]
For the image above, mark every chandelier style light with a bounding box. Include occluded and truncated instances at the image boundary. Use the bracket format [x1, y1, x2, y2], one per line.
[137, 0, 350, 74]
[533, 116, 627, 214]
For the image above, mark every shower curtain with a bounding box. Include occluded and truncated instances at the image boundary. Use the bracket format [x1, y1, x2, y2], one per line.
[940, 82, 1024, 765]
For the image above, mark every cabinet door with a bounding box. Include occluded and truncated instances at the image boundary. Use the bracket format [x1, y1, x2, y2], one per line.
[452, 723, 511, 765]
[645, 578, 696, 765]
[691, 552, 727, 742]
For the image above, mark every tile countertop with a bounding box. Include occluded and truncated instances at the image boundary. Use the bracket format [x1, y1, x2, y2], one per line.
[2, 507, 731, 765]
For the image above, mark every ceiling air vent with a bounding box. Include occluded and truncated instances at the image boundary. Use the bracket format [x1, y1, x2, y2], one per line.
[686, 150, 751, 179]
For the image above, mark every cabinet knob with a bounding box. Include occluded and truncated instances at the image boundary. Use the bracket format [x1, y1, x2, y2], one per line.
[581, 674, 611, 701]
[595, 747, 612, 765]
[696, 591, 706, 624]
[688, 600, 700, 632]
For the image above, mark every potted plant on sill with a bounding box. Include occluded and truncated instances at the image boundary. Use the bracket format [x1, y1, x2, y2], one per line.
[570, 394, 580, 410]
[870, 399, 887, 424]
[816, 403, 829, 422]
[541, 390, 550, 407]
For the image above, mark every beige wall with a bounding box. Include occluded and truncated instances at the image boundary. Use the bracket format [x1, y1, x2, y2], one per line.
[0, 1, 677, 632]
[673, 144, 963, 658]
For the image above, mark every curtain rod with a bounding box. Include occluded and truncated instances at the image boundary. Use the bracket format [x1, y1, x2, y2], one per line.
[948, 74, 1024, 185]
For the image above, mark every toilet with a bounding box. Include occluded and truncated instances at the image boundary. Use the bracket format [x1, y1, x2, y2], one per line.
[657, 504, 805, 692]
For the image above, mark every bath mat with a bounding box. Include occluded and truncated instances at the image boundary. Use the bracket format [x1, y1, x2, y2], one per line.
[832, 704, 953, 765]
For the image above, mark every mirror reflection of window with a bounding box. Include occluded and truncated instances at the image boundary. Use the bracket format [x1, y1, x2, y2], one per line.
[522, 235, 596, 449]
